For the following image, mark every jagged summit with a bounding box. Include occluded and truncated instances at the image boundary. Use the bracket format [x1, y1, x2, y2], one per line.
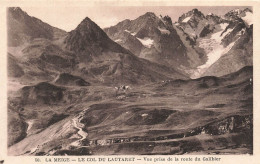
[178, 8, 205, 23]
[160, 15, 173, 25]
[224, 8, 252, 20]
[191, 8, 201, 14]
[134, 12, 159, 25]
[243, 8, 252, 13]
[224, 8, 242, 18]
[143, 12, 156, 18]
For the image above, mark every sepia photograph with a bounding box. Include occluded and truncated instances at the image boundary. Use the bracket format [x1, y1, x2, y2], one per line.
[6, 5, 253, 156]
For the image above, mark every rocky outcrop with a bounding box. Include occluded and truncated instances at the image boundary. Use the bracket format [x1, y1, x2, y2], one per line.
[204, 115, 252, 135]
[199, 24, 214, 37]
[221, 20, 246, 47]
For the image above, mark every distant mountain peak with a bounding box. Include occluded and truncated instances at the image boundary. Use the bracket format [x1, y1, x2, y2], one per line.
[224, 8, 243, 18]
[65, 17, 110, 51]
[76, 17, 100, 31]
[139, 12, 157, 21]
[243, 8, 252, 13]
[178, 8, 205, 23]
[9, 7, 24, 12]
[70, 16, 107, 40]
[8, 7, 29, 18]
[189, 8, 204, 17]
[144, 12, 156, 17]
[65, 16, 129, 56]
[224, 8, 252, 21]
[192, 8, 200, 13]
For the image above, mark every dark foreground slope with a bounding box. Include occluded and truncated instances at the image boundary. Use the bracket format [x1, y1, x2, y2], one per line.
[8, 66, 252, 155]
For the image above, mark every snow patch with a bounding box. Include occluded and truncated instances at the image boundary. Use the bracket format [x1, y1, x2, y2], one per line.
[230, 9, 242, 15]
[220, 23, 229, 30]
[158, 27, 170, 35]
[124, 30, 136, 36]
[30, 147, 38, 154]
[26, 120, 34, 132]
[115, 39, 122, 43]
[137, 37, 154, 48]
[182, 16, 191, 23]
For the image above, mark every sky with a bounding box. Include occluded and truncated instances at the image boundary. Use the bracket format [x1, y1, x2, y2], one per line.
[21, 6, 252, 32]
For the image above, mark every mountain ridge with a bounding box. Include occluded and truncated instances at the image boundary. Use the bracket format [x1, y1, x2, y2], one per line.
[7, 7, 67, 46]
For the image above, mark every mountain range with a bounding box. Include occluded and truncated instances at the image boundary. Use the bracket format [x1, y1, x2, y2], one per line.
[105, 8, 252, 78]
[7, 7, 253, 155]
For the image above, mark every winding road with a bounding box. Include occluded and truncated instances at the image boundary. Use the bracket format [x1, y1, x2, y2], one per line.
[70, 108, 89, 147]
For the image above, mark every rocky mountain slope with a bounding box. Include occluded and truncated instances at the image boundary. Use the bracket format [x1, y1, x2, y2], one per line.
[175, 8, 253, 77]
[104, 12, 206, 74]
[105, 8, 252, 78]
